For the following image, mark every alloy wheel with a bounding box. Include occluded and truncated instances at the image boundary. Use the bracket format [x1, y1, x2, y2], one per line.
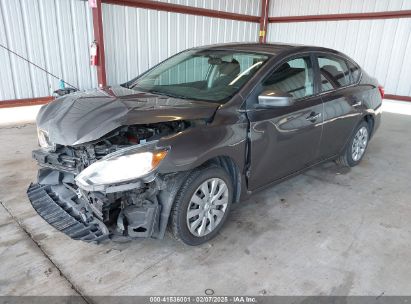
[352, 126, 369, 161]
[186, 178, 229, 237]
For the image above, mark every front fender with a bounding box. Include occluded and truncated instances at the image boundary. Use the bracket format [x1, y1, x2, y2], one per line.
[156, 122, 247, 175]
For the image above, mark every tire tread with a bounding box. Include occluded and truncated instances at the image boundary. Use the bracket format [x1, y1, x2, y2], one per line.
[169, 165, 232, 245]
[170, 167, 205, 243]
[336, 120, 369, 168]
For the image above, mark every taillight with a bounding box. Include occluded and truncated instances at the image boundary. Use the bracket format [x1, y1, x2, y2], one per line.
[378, 85, 385, 99]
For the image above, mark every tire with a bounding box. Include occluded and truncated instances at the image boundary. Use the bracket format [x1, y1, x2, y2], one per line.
[170, 165, 233, 246]
[336, 120, 370, 167]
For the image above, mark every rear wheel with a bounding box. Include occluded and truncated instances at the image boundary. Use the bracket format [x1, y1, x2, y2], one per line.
[337, 120, 370, 167]
[170, 166, 233, 246]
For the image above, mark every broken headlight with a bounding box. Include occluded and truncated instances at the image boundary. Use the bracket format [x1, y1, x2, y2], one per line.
[75, 145, 168, 191]
[37, 128, 56, 152]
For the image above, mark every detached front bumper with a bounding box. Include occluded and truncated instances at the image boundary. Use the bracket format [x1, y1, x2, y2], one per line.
[27, 166, 165, 243]
[28, 142, 182, 243]
[27, 183, 109, 243]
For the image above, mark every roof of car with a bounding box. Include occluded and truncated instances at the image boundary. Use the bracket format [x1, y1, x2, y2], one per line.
[193, 42, 337, 56]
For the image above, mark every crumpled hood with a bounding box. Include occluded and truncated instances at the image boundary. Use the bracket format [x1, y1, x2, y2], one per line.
[36, 86, 219, 146]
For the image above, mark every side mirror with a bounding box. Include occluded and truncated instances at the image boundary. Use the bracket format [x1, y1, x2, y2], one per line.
[257, 90, 294, 108]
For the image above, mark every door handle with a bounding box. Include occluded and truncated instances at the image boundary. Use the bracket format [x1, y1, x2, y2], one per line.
[352, 100, 362, 108]
[306, 112, 321, 122]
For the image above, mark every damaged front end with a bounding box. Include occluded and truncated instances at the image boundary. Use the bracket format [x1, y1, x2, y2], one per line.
[28, 121, 189, 243]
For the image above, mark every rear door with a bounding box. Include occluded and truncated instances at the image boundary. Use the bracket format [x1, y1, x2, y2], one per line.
[246, 55, 324, 191]
[314, 54, 363, 160]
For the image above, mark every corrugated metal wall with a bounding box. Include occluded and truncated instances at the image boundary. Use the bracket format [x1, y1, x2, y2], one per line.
[102, 0, 261, 85]
[267, 0, 411, 96]
[3, 0, 410, 100]
[0, 0, 260, 100]
[0, 0, 97, 100]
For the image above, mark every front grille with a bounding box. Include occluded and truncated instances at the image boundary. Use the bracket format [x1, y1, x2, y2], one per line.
[27, 183, 109, 243]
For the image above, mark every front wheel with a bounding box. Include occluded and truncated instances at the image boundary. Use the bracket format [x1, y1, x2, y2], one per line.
[337, 120, 370, 167]
[170, 166, 233, 246]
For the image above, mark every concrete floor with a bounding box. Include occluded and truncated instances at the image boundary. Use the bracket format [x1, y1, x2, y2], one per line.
[1, 106, 411, 297]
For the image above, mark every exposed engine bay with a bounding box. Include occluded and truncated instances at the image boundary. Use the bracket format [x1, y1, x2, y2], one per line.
[34, 121, 188, 173]
[28, 121, 190, 242]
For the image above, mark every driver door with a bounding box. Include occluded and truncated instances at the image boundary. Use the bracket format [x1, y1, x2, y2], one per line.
[246, 55, 324, 191]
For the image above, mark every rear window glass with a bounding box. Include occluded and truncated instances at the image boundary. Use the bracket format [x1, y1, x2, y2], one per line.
[318, 56, 350, 91]
[347, 60, 361, 83]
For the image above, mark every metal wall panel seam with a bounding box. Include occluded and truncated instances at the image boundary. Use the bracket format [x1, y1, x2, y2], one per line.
[78, 0, 94, 89]
[0, 0, 19, 99]
[402, 26, 411, 95]
[137, 8, 143, 75]
[39, 0, 59, 96]
[147, 7, 152, 68]
[0, 0, 17, 99]
[19, 0, 35, 97]
[393, 19, 411, 94]
[70, 0, 80, 89]
[362, 1, 377, 69]
[125, 4, 130, 79]
[383, 18, 400, 89]
[55, 0, 67, 90]
[386, 20, 411, 93]
[37, 0, 52, 96]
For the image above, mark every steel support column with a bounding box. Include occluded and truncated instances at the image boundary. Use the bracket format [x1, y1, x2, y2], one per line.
[259, 0, 270, 43]
[92, 0, 107, 87]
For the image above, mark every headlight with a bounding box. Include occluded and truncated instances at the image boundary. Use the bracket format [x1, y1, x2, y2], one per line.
[37, 128, 56, 151]
[75, 146, 168, 191]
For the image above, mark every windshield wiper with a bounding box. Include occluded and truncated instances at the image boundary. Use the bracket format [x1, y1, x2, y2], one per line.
[120, 82, 130, 89]
[147, 90, 189, 100]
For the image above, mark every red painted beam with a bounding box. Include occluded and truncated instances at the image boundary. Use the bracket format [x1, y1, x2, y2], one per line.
[92, 0, 107, 87]
[385, 94, 411, 102]
[103, 0, 260, 23]
[0, 96, 54, 109]
[259, 0, 270, 43]
[269, 10, 411, 23]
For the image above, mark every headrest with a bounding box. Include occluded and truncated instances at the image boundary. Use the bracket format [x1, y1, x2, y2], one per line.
[321, 65, 339, 77]
[276, 62, 291, 73]
[218, 59, 240, 76]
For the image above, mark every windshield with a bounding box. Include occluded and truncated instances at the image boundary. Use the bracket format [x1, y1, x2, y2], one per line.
[127, 50, 269, 103]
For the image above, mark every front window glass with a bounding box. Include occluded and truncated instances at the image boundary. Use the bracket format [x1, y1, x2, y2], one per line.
[262, 57, 314, 100]
[318, 55, 350, 91]
[128, 50, 269, 103]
